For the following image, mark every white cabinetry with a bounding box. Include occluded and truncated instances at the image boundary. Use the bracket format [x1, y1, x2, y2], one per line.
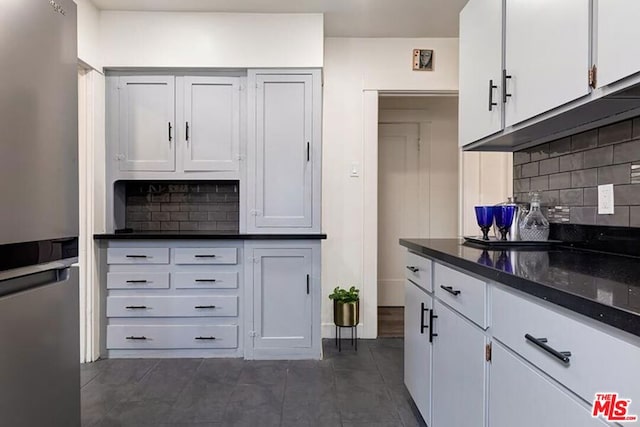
[432, 300, 487, 427]
[404, 279, 433, 425]
[247, 70, 322, 233]
[504, 0, 591, 127]
[244, 240, 321, 359]
[458, 0, 504, 146]
[117, 76, 176, 172]
[596, 0, 640, 88]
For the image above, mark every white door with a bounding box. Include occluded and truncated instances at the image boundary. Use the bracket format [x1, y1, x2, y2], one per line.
[404, 280, 432, 425]
[378, 123, 421, 307]
[253, 248, 312, 349]
[118, 76, 175, 171]
[254, 74, 313, 229]
[182, 76, 240, 172]
[504, 0, 590, 127]
[459, 0, 504, 146]
[432, 301, 487, 427]
[597, 1, 640, 88]
[490, 342, 610, 427]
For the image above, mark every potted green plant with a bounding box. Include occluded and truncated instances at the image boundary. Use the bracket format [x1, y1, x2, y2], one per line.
[329, 286, 360, 327]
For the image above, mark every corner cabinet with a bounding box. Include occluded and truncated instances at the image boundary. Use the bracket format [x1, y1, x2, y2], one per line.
[243, 241, 321, 360]
[247, 70, 322, 234]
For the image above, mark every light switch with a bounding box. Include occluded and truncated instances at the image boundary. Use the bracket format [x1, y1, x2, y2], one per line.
[598, 184, 615, 215]
[350, 162, 360, 177]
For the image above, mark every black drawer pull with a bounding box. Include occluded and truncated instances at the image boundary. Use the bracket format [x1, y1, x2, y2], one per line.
[195, 279, 217, 283]
[195, 305, 216, 309]
[420, 303, 429, 334]
[488, 79, 498, 111]
[126, 280, 148, 284]
[194, 254, 216, 258]
[429, 310, 438, 343]
[125, 305, 148, 309]
[440, 285, 461, 296]
[195, 336, 216, 340]
[524, 334, 571, 364]
[126, 255, 148, 258]
[406, 266, 419, 273]
[126, 336, 147, 340]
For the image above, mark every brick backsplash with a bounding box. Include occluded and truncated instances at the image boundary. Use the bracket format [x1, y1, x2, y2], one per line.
[124, 181, 239, 232]
[514, 117, 640, 227]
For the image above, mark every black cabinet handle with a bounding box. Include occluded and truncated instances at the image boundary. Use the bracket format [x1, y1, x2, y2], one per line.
[440, 285, 461, 296]
[524, 334, 572, 364]
[168, 122, 173, 141]
[126, 255, 148, 258]
[185, 121, 190, 141]
[125, 305, 148, 309]
[307, 142, 310, 162]
[306, 274, 310, 294]
[195, 305, 216, 309]
[195, 279, 217, 283]
[420, 303, 429, 334]
[488, 79, 498, 111]
[502, 70, 512, 103]
[429, 310, 438, 343]
[195, 336, 216, 340]
[406, 266, 419, 273]
[126, 280, 148, 284]
[194, 254, 216, 258]
[126, 336, 147, 340]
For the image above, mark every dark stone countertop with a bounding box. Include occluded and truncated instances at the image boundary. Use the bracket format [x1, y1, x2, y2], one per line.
[94, 232, 327, 240]
[400, 238, 640, 338]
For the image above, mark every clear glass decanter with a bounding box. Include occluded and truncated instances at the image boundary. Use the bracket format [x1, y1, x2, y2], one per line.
[519, 192, 550, 241]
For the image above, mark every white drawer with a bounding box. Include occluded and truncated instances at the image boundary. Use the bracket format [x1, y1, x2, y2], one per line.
[107, 325, 238, 349]
[107, 272, 170, 289]
[405, 251, 432, 292]
[492, 285, 640, 405]
[174, 248, 237, 265]
[172, 272, 238, 289]
[107, 248, 169, 265]
[434, 263, 487, 328]
[106, 296, 238, 317]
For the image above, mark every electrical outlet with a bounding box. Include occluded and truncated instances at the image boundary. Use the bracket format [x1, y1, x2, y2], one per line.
[598, 184, 615, 215]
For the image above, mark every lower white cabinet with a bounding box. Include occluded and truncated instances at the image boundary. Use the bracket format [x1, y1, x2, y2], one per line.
[432, 300, 487, 427]
[244, 241, 321, 359]
[404, 279, 433, 424]
[490, 342, 609, 427]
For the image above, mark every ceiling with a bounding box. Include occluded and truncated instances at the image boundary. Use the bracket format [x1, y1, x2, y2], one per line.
[90, 0, 467, 38]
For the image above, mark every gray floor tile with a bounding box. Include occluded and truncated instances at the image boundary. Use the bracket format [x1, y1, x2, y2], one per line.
[196, 358, 244, 385]
[81, 361, 104, 388]
[334, 366, 385, 388]
[221, 383, 284, 427]
[342, 422, 403, 427]
[129, 359, 203, 402]
[168, 377, 234, 423]
[90, 359, 160, 386]
[335, 382, 401, 423]
[287, 360, 334, 386]
[97, 400, 174, 426]
[282, 382, 341, 427]
[237, 360, 289, 386]
[387, 384, 428, 427]
[81, 381, 135, 426]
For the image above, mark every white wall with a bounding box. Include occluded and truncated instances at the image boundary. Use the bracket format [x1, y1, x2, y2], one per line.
[322, 38, 458, 338]
[75, 0, 102, 71]
[99, 12, 324, 68]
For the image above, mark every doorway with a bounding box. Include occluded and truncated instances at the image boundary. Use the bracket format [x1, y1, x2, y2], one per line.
[376, 96, 459, 337]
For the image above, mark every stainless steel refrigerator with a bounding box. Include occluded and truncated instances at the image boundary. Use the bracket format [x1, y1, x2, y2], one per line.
[0, 0, 80, 425]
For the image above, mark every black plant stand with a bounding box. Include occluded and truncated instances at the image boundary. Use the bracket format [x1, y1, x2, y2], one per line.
[335, 324, 358, 352]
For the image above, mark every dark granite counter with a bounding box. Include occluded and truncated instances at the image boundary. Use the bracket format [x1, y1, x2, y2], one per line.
[400, 238, 640, 338]
[95, 232, 327, 240]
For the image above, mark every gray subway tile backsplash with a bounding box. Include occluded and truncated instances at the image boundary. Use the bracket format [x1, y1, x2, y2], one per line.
[124, 181, 240, 232]
[513, 118, 640, 228]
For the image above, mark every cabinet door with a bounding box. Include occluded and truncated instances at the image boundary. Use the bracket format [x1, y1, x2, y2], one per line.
[490, 342, 610, 427]
[432, 301, 486, 427]
[253, 248, 312, 349]
[182, 76, 240, 172]
[253, 74, 313, 229]
[458, 0, 503, 146]
[118, 76, 175, 171]
[597, 1, 640, 88]
[404, 280, 432, 425]
[504, 0, 590, 127]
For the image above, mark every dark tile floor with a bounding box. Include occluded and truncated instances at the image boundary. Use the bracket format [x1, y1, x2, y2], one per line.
[81, 339, 426, 427]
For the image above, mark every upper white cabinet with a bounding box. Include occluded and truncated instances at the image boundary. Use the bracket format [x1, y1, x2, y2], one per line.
[458, 0, 504, 146]
[503, 0, 591, 127]
[596, 0, 640, 88]
[247, 70, 322, 233]
[118, 76, 176, 172]
[182, 76, 240, 172]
